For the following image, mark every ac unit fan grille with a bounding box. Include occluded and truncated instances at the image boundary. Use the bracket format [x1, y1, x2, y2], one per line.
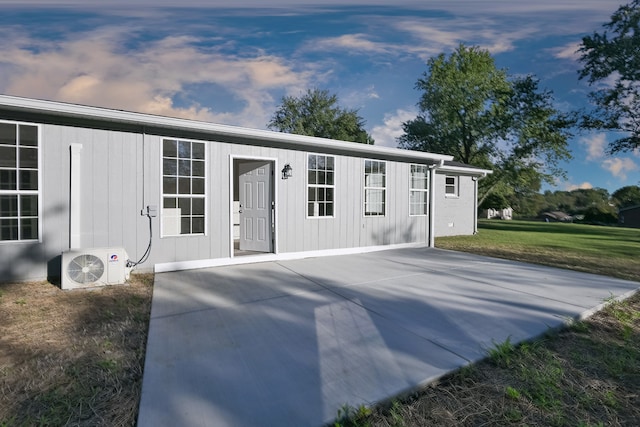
[67, 254, 105, 284]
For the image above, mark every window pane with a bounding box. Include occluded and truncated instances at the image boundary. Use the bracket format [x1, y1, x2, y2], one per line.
[0, 123, 16, 145]
[178, 197, 191, 215]
[192, 198, 205, 215]
[192, 217, 204, 234]
[0, 146, 16, 168]
[178, 159, 191, 176]
[327, 156, 334, 170]
[163, 177, 177, 194]
[317, 155, 325, 169]
[319, 203, 325, 216]
[163, 197, 176, 208]
[326, 171, 334, 185]
[1, 170, 17, 190]
[19, 147, 38, 168]
[192, 143, 205, 160]
[178, 177, 191, 194]
[192, 178, 205, 194]
[446, 177, 455, 185]
[163, 139, 177, 157]
[318, 188, 325, 202]
[163, 158, 177, 176]
[20, 218, 38, 240]
[20, 195, 38, 216]
[308, 202, 314, 217]
[0, 195, 18, 216]
[326, 203, 333, 216]
[317, 171, 326, 185]
[0, 218, 18, 240]
[308, 187, 316, 201]
[19, 125, 38, 146]
[192, 160, 205, 177]
[326, 187, 334, 202]
[180, 218, 191, 234]
[308, 170, 316, 185]
[308, 155, 317, 170]
[178, 141, 191, 158]
[19, 170, 37, 190]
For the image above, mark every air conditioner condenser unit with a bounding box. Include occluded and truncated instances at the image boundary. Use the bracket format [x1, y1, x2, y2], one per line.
[61, 247, 130, 290]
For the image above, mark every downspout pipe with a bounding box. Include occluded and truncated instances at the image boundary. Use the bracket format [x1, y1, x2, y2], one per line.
[472, 172, 488, 234]
[428, 159, 445, 248]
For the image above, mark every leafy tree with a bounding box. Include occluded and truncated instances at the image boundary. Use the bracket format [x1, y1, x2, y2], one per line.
[612, 185, 640, 208]
[578, 0, 640, 153]
[268, 88, 374, 144]
[399, 44, 573, 205]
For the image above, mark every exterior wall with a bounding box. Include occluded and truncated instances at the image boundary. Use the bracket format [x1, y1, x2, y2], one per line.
[433, 172, 477, 237]
[1, 120, 437, 282]
[619, 206, 640, 228]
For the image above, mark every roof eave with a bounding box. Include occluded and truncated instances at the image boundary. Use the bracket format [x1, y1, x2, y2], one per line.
[0, 94, 453, 163]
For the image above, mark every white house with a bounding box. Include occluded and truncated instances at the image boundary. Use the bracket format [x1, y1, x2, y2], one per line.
[0, 95, 490, 285]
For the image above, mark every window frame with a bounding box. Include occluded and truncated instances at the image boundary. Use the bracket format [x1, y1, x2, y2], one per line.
[409, 164, 429, 216]
[445, 175, 459, 198]
[0, 120, 41, 243]
[306, 153, 335, 219]
[363, 159, 386, 217]
[160, 138, 207, 237]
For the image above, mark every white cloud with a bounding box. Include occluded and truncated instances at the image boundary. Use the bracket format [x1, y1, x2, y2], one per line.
[602, 158, 639, 180]
[371, 108, 417, 148]
[580, 133, 607, 161]
[565, 182, 593, 191]
[549, 42, 581, 61]
[0, 28, 313, 128]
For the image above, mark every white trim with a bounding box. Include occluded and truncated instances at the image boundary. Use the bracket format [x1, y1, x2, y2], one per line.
[438, 165, 491, 176]
[229, 154, 279, 258]
[69, 143, 82, 249]
[0, 95, 453, 164]
[155, 241, 426, 273]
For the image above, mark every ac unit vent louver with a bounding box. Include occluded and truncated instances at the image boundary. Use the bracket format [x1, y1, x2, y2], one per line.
[61, 248, 129, 290]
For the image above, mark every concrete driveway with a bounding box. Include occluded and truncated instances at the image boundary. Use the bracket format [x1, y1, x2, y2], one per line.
[137, 247, 638, 427]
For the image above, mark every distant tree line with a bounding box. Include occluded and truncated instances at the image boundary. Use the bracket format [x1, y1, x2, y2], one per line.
[483, 185, 640, 224]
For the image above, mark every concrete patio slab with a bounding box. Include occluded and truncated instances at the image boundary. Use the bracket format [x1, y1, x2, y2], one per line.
[138, 247, 638, 427]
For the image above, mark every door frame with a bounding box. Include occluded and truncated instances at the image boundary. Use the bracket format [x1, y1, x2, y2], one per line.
[229, 155, 279, 257]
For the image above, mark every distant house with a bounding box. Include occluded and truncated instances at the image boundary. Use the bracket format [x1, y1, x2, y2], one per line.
[483, 207, 513, 220]
[619, 205, 640, 228]
[542, 211, 572, 222]
[0, 95, 491, 284]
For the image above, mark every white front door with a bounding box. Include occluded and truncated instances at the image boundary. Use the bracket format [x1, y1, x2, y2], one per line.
[238, 161, 273, 252]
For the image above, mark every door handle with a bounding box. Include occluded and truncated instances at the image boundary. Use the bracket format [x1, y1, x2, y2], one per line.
[239, 204, 243, 214]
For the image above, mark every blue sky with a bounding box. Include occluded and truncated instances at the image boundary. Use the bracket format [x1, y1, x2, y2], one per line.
[0, 0, 638, 194]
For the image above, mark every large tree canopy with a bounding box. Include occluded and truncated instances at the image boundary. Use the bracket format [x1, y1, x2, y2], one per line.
[399, 44, 573, 205]
[578, 0, 640, 153]
[612, 185, 640, 208]
[268, 88, 374, 144]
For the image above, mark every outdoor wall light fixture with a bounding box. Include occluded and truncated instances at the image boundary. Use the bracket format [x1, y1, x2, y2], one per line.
[281, 163, 293, 179]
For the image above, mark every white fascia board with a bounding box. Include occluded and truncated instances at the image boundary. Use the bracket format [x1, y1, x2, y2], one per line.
[0, 95, 453, 163]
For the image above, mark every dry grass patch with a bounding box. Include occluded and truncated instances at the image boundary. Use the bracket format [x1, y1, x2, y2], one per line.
[0, 274, 153, 426]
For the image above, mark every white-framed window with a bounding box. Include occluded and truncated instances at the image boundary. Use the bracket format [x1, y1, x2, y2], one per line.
[0, 121, 39, 242]
[162, 139, 206, 236]
[445, 175, 459, 197]
[307, 154, 335, 217]
[410, 164, 429, 216]
[364, 159, 386, 216]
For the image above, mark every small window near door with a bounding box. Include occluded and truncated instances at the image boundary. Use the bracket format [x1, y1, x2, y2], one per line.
[410, 164, 428, 216]
[307, 154, 335, 217]
[445, 175, 459, 197]
[162, 139, 206, 236]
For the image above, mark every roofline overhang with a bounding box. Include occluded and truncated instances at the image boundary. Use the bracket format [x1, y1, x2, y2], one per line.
[0, 94, 453, 164]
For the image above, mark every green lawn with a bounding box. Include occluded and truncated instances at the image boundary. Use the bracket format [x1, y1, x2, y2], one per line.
[436, 220, 640, 282]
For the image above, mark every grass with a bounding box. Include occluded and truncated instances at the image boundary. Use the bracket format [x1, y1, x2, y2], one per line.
[1, 220, 639, 426]
[0, 274, 153, 427]
[435, 220, 640, 281]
